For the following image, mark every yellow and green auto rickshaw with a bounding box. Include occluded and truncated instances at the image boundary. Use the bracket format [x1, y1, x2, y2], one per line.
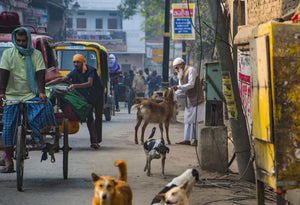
[54, 41, 113, 122]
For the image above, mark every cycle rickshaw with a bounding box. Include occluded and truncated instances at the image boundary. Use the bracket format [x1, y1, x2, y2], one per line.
[0, 86, 71, 191]
[0, 24, 71, 191]
[116, 83, 135, 114]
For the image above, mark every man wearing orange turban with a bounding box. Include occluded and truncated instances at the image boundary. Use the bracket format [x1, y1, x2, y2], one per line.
[72, 54, 87, 73]
[47, 54, 103, 149]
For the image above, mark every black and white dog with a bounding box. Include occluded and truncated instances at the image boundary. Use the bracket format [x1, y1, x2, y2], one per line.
[151, 168, 199, 205]
[144, 127, 170, 176]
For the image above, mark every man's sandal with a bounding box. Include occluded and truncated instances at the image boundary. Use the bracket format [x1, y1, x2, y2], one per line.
[90, 143, 100, 149]
[0, 153, 6, 166]
[0, 165, 15, 173]
[0, 159, 5, 166]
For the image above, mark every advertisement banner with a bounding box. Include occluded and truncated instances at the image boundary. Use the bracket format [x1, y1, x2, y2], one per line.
[172, 3, 195, 40]
[237, 50, 251, 133]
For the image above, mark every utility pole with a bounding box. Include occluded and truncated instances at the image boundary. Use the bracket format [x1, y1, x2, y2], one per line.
[206, 0, 255, 182]
[162, 0, 171, 88]
[182, 40, 186, 62]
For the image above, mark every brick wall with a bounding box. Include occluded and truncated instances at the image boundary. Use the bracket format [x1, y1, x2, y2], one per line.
[246, 0, 299, 25]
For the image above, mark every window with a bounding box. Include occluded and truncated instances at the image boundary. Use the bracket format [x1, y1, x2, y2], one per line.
[77, 18, 86, 29]
[96, 18, 103, 29]
[108, 19, 117, 29]
[57, 50, 98, 71]
[121, 64, 131, 74]
[109, 12, 117, 16]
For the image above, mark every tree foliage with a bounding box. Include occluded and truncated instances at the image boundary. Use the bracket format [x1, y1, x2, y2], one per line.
[118, 0, 180, 40]
[118, 0, 215, 63]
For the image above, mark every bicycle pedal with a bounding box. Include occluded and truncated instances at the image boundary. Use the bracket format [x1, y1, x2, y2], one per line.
[40, 151, 48, 162]
[50, 154, 55, 163]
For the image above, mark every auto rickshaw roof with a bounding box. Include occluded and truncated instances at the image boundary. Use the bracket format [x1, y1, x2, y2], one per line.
[54, 41, 108, 53]
[0, 25, 53, 45]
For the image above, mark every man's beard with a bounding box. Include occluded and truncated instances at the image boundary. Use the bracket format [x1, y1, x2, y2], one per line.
[177, 69, 184, 79]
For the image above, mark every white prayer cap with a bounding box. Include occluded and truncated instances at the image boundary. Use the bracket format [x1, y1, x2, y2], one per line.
[173, 57, 185, 66]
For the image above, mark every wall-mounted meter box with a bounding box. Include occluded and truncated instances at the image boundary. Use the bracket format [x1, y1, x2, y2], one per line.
[204, 61, 224, 126]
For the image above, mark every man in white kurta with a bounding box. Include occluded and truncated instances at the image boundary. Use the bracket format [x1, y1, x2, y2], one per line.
[172, 57, 204, 146]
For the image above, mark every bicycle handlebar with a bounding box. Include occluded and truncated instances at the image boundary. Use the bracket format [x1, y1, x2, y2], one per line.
[1, 98, 42, 105]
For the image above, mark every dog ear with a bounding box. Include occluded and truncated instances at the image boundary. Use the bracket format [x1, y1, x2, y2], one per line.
[155, 193, 166, 201]
[112, 179, 118, 186]
[180, 181, 189, 191]
[91, 173, 100, 183]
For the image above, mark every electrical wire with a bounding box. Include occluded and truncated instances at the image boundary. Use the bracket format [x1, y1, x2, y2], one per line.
[185, 0, 236, 173]
[195, 175, 278, 204]
[181, 2, 263, 204]
[186, 0, 203, 169]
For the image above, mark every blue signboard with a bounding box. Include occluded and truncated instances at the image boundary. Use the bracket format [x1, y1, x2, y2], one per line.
[172, 3, 195, 40]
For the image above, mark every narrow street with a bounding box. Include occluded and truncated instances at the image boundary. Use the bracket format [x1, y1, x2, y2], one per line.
[0, 102, 276, 205]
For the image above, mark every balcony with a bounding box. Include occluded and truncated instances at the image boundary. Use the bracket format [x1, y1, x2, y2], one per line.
[66, 29, 127, 52]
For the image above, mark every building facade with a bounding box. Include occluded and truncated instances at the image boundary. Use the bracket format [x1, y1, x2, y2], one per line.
[68, 0, 145, 74]
[0, 0, 65, 41]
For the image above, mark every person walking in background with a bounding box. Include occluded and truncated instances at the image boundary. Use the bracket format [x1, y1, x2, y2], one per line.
[122, 72, 132, 88]
[132, 69, 146, 97]
[144, 68, 150, 78]
[128, 70, 135, 83]
[0, 27, 57, 172]
[171, 57, 204, 146]
[170, 71, 179, 86]
[146, 70, 160, 97]
[108, 54, 122, 112]
[47, 54, 103, 149]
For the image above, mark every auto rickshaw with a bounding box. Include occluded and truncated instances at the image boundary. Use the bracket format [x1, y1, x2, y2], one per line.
[54, 41, 113, 121]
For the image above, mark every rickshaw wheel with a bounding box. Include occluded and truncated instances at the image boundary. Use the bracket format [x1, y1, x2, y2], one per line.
[111, 98, 115, 116]
[16, 125, 25, 191]
[63, 118, 69, 179]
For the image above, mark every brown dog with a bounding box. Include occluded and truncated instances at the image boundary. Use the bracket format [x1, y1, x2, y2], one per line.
[91, 160, 132, 205]
[132, 88, 175, 145]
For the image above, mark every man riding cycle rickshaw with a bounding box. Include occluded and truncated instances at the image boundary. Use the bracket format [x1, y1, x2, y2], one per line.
[0, 14, 71, 192]
[0, 27, 56, 173]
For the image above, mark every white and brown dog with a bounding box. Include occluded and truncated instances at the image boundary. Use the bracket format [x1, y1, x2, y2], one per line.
[151, 168, 199, 205]
[156, 181, 190, 205]
[144, 127, 170, 176]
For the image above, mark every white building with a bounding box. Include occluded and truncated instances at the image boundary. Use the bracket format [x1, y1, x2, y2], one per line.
[68, 0, 145, 73]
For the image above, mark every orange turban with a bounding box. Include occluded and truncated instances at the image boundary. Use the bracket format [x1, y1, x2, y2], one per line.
[73, 54, 87, 73]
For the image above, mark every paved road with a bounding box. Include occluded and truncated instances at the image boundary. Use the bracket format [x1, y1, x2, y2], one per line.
[1, 102, 297, 205]
[0, 103, 200, 205]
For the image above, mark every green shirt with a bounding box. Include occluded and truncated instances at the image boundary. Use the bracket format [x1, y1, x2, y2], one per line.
[0, 47, 45, 101]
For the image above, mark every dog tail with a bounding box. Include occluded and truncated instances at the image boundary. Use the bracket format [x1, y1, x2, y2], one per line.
[131, 103, 141, 109]
[114, 160, 128, 182]
[148, 127, 156, 139]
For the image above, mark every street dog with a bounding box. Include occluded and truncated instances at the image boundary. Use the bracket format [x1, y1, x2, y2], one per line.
[155, 181, 189, 205]
[91, 160, 132, 205]
[132, 88, 175, 145]
[144, 127, 170, 176]
[151, 168, 199, 205]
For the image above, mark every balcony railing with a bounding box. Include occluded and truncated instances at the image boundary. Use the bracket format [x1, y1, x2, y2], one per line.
[66, 29, 127, 52]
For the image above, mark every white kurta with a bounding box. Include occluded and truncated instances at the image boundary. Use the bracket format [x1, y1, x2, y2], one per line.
[175, 66, 204, 141]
